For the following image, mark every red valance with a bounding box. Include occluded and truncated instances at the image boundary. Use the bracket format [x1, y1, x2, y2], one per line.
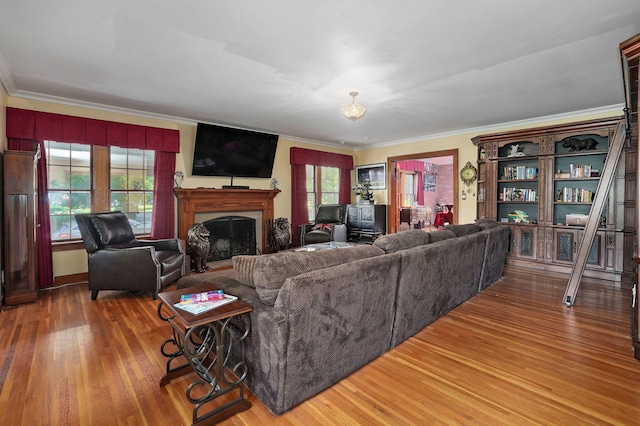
[290, 147, 353, 170]
[6, 107, 180, 152]
[398, 160, 426, 172]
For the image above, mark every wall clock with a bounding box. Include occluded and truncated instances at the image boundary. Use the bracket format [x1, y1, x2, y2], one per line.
[460, 161, 477, 199]
[460, 161, 477, 186]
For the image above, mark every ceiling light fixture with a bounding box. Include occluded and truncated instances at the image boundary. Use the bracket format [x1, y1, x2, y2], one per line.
[341, 91, 367, 121]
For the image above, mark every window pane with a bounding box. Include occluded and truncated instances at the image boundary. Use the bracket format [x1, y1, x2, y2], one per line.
[110, 146, 128, 168]
[402, 174, 416, 206]
[70, 144, 90, 167]
[111, 192, 128, 211]
[70, 166, 91, 189]
[320, 166, 339, 204]
[46, 141, 92, 241]
[307, 193, 316, 222]
[306, 165, 315, 221]
[111, 170, 127, 190]
[47, 142, 71, 166]
[305, 165, 314, 192]
[110, 148, 154, 235]
[49, 165, 71, 189]
[71, 192, 91, 214]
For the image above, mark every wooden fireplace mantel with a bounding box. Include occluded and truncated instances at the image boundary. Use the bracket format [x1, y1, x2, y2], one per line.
[174, 188, 281, 253]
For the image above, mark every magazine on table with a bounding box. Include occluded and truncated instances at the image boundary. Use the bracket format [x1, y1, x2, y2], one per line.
[174, 291, 238, 315]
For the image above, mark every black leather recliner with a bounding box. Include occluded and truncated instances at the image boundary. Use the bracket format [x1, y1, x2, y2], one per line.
[75, 211, 186, 300]
[299, 204, 348, 245]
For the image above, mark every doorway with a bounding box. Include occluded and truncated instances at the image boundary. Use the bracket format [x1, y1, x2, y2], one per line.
[388, 149, 458, 234]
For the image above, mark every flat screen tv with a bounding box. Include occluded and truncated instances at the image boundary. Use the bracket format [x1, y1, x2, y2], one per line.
[191, 123, 279, 178]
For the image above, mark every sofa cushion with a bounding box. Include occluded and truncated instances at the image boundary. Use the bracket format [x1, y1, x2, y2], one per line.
[312, 223, 334, 231]
[476, 218, 501, 230]
[232, 255, 259, 288]
[444, 223, 481, 236]
[249, 245, 384, 305]
[426, 229, 457, 242]
[373, 229, 431, 253]
[90, 212, 136, 246]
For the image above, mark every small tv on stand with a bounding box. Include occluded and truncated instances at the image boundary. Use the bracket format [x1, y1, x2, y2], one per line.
[222, 177, 249, 190]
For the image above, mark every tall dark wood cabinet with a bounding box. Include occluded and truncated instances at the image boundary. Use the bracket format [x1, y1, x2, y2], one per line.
[347, 204, 387, 241]
[3, 150, 39, 305]
[473, 117, 626, 283]
[621, 33, 640, 360]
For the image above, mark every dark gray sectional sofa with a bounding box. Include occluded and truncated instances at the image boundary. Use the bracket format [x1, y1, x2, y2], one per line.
[176, 220, 510, 415]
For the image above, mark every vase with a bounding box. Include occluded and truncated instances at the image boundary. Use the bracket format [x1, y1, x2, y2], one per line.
[356, 194, 361, 204]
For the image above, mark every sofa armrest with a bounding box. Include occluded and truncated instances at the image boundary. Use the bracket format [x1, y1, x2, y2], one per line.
[88, 246, 160, 292]
[271, 254, 401, 412]
[137, 238, 184, 253]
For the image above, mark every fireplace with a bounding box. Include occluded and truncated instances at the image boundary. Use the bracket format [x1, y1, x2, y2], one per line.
[174, 188, 280, 255]
[203, 216, 256, 261]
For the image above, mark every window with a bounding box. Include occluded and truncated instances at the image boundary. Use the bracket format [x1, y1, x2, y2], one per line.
[47, 141, 154, 241]
[306, 165, 340, 221]
[401, 172, 416, 207]
[110, 147, 154, 234]
[47, 141, 92, 240]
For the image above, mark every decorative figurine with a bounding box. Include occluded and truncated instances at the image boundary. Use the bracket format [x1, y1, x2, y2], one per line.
[174, 170, 184, 188]
[560, 136, 598, 152]
[507, 144, 526, 157]
[187, 223, 210, 273]
[270, 178, 279, 190]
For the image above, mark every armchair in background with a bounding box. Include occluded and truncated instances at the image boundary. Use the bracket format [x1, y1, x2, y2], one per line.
[300, 204, 348, 246]
[75, 211, 186, 300]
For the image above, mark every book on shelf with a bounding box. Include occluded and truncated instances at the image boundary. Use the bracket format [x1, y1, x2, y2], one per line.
[568, 164, 592, 178]
[502, 187, 537, 202]
[502, 166, 538, 180]
[174, 291, 238, 315]
[557, 187, 593, 203]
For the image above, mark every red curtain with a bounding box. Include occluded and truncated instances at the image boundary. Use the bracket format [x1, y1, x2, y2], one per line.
[290, 163, 308, 247]
[151, 151, 176, 239]
[7, 138, 54, 289]
[290, 148, 354, 245]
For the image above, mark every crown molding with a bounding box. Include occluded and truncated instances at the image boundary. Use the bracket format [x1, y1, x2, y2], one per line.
[0, 50, 16, 94]
[361, 104, 626, 150]
[10, 90, 197, 125]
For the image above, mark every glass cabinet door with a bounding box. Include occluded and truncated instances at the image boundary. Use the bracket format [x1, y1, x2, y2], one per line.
[6, 194, 29, 291]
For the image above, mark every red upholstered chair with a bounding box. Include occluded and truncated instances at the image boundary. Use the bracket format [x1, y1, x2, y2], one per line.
[434, 204, 453, 228]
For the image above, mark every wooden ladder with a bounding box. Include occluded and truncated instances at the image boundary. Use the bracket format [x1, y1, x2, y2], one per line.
[564, 121, 627, 306]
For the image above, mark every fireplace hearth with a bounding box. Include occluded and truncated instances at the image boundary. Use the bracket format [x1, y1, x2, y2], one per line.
[203, 216, 256, 261]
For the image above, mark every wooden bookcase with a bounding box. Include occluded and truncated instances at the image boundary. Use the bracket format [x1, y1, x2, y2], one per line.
[621, 32, 640, 360]
[473, 117, 626, 282]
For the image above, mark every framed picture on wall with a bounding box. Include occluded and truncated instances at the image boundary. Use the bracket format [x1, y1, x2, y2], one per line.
[356, 163, 386, 189]
[424, 175, 436, 191]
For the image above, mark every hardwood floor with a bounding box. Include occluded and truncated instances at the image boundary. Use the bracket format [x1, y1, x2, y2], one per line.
[1, 266, 639, 425]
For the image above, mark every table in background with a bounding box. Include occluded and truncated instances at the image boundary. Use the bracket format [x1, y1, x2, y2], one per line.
[158, 284, 252, 425]
[400, 207, 432, 229]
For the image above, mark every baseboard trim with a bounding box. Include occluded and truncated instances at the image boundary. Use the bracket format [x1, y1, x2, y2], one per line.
[53, 273, 88, 287]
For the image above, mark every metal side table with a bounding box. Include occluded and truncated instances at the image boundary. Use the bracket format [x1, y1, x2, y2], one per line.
[157, 284, 252, 425]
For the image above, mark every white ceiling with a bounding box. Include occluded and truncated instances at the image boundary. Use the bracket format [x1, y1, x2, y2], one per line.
[1, 1, 639, 148]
